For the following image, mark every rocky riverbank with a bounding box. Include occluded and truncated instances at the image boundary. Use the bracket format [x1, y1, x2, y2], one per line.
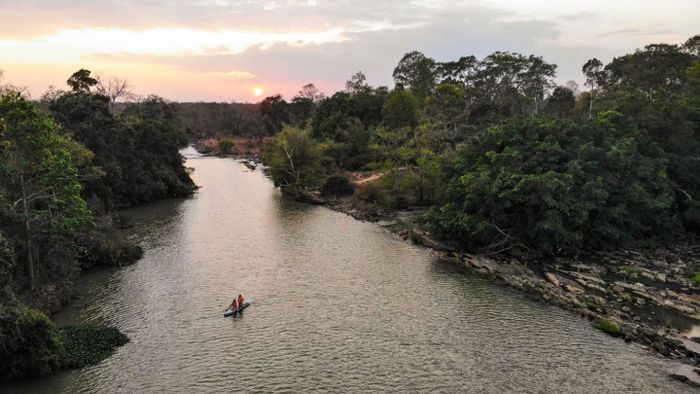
[316, 194, 700, 387]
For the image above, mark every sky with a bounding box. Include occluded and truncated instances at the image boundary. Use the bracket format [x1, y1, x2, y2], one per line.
[0, 0, 698, 102]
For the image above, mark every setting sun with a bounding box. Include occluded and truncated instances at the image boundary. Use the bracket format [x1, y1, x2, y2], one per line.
[253, 87, 264, 97]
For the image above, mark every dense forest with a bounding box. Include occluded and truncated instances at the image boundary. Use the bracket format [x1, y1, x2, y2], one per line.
[263, 35, 700, 255]
[0, 69, 195, 379]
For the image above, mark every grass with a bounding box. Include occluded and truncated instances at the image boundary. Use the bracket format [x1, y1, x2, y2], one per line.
[593, 319, 622, 336]
[618, 265, 641, 274]
[692, 273, 700, 285]
[585, 301, 606, 313]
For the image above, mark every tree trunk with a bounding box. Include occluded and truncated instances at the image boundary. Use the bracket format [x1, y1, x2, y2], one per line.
[20, 172, 35, 290]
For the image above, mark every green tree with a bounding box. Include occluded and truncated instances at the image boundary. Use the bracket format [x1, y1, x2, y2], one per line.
[0, 93, 92, 290]
[429, 114, 676, 254]
[382, 90, 420, 130]
[259, 94, 290, 134]
[393, 51, 437, 99]
[263, 126, 323, 194]
[546, 86, 576, 119]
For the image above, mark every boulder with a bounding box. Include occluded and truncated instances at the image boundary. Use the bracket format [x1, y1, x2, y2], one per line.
[544, 272, 560, 287]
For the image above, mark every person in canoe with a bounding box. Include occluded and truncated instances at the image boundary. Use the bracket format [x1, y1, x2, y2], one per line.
[229, 298, 238, 312]
[237, 294, 245, 306]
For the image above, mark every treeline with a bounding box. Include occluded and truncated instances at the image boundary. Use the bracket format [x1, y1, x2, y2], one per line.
[264, 34, 700, 255]
[0, 69, 195, 379]
[174, 102, 263, 139]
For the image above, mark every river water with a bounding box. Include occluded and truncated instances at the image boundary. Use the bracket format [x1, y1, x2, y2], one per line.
[3, 147, 690, 393]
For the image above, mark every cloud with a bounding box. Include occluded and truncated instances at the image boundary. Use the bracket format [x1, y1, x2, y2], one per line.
[1, 0, 699, 101]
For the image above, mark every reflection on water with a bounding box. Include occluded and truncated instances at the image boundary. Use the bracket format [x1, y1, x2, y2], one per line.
[2, 153, 689, 393]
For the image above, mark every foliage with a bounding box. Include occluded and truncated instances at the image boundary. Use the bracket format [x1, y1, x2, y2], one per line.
[263, 126, 323, 193]
[585, 301, 606, 313]
[0, 306, 65, 379]
[59, 325, 128, 369]
[49, 90, 196, 209]
[0, 93, 92, 289]
[593, 319, 622, 336]
[382, 90, 420, 130]
[321, 174, 354, 197]
[428, 114, 677, 254]
[692, 273, 700, 285]
[217, 135, 236, 154]
[76, 232, 143, 270]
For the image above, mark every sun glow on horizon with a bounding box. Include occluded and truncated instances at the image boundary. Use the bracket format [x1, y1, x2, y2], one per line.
[253, 87, 264, 97]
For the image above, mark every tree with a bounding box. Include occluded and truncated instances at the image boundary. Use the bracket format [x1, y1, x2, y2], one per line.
[429, 114, 676, 254]
[684, 34, 700, 58]
[382, 89, 420, 130]
[95, 76, 133, 112]
[66, 69, 98, 93]
[0, 93, 92, 289]
[263, 126, 323, 194]
[604, 44, 693, 98]
[345, 71, 369, 93]
[392, 51, 437, 99]
[546, 86, 576, 119]
[425, 83, 468, 140]
[582, 58, 605, 118]
[297, 83, 324, 101]
[259, 94, 290, 134]
[436, 56, 478, 87]
[521, 55, 557, 115]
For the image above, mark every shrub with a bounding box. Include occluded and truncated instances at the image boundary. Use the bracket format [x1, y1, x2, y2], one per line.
[354, 182, 389, 206]
[321, 174, 354, 197]
[0, 306, 65, 380]
[593, 319, 622, 336]
[692, 273, 700, 285]
[585, 301, 606, 313]
[78, 232, 143, 269]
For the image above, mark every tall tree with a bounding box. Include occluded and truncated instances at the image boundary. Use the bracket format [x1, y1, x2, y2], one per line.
[345, 71, 369, 93]
[546, 86, 576, 119]
[66, 69, 98, 93]
[0, 94, 91, 289]
[582, 58, 605, 118]
[392, 51, 437, 99]
[259, 94, 290, 134]
[95, 76, 133, 112]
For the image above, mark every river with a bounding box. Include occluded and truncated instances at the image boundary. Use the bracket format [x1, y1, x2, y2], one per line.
[3, 147, 690, 393]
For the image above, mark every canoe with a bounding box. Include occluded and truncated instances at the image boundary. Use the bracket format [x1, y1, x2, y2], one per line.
[224, 301, 250, 317]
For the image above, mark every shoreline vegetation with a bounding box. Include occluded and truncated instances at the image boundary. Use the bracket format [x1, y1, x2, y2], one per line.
[1, 32, 700, 387]
[251, 35, 700, 386]
[0, 69, 196, 380]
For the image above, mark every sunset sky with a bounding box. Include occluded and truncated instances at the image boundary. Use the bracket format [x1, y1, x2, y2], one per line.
[1, 0, 698, 102]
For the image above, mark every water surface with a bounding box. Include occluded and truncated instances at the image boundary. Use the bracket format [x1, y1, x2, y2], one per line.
[3, 148, 689, 393]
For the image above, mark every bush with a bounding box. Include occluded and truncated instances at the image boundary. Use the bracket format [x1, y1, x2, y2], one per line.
[0, 306, 65, 380]
[585, 301, 606, 313]
[593, 319, 622, 336]
[78, 232, 143, 269]
[354, 182, 389, 206]
[321, 174, 354, 197]
[59, 325, 129, 368]
[692, 273, 700, 285]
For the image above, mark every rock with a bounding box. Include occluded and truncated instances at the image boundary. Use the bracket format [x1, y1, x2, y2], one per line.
[663, 301, 695, 315]
[564, 284, 585, 294]
[670, 373, 700, 388]
[470, 256, 497, 273]
[544, 272, 560, 287]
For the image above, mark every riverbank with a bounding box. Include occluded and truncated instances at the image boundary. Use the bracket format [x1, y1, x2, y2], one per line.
[298, 182, 700, 387]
